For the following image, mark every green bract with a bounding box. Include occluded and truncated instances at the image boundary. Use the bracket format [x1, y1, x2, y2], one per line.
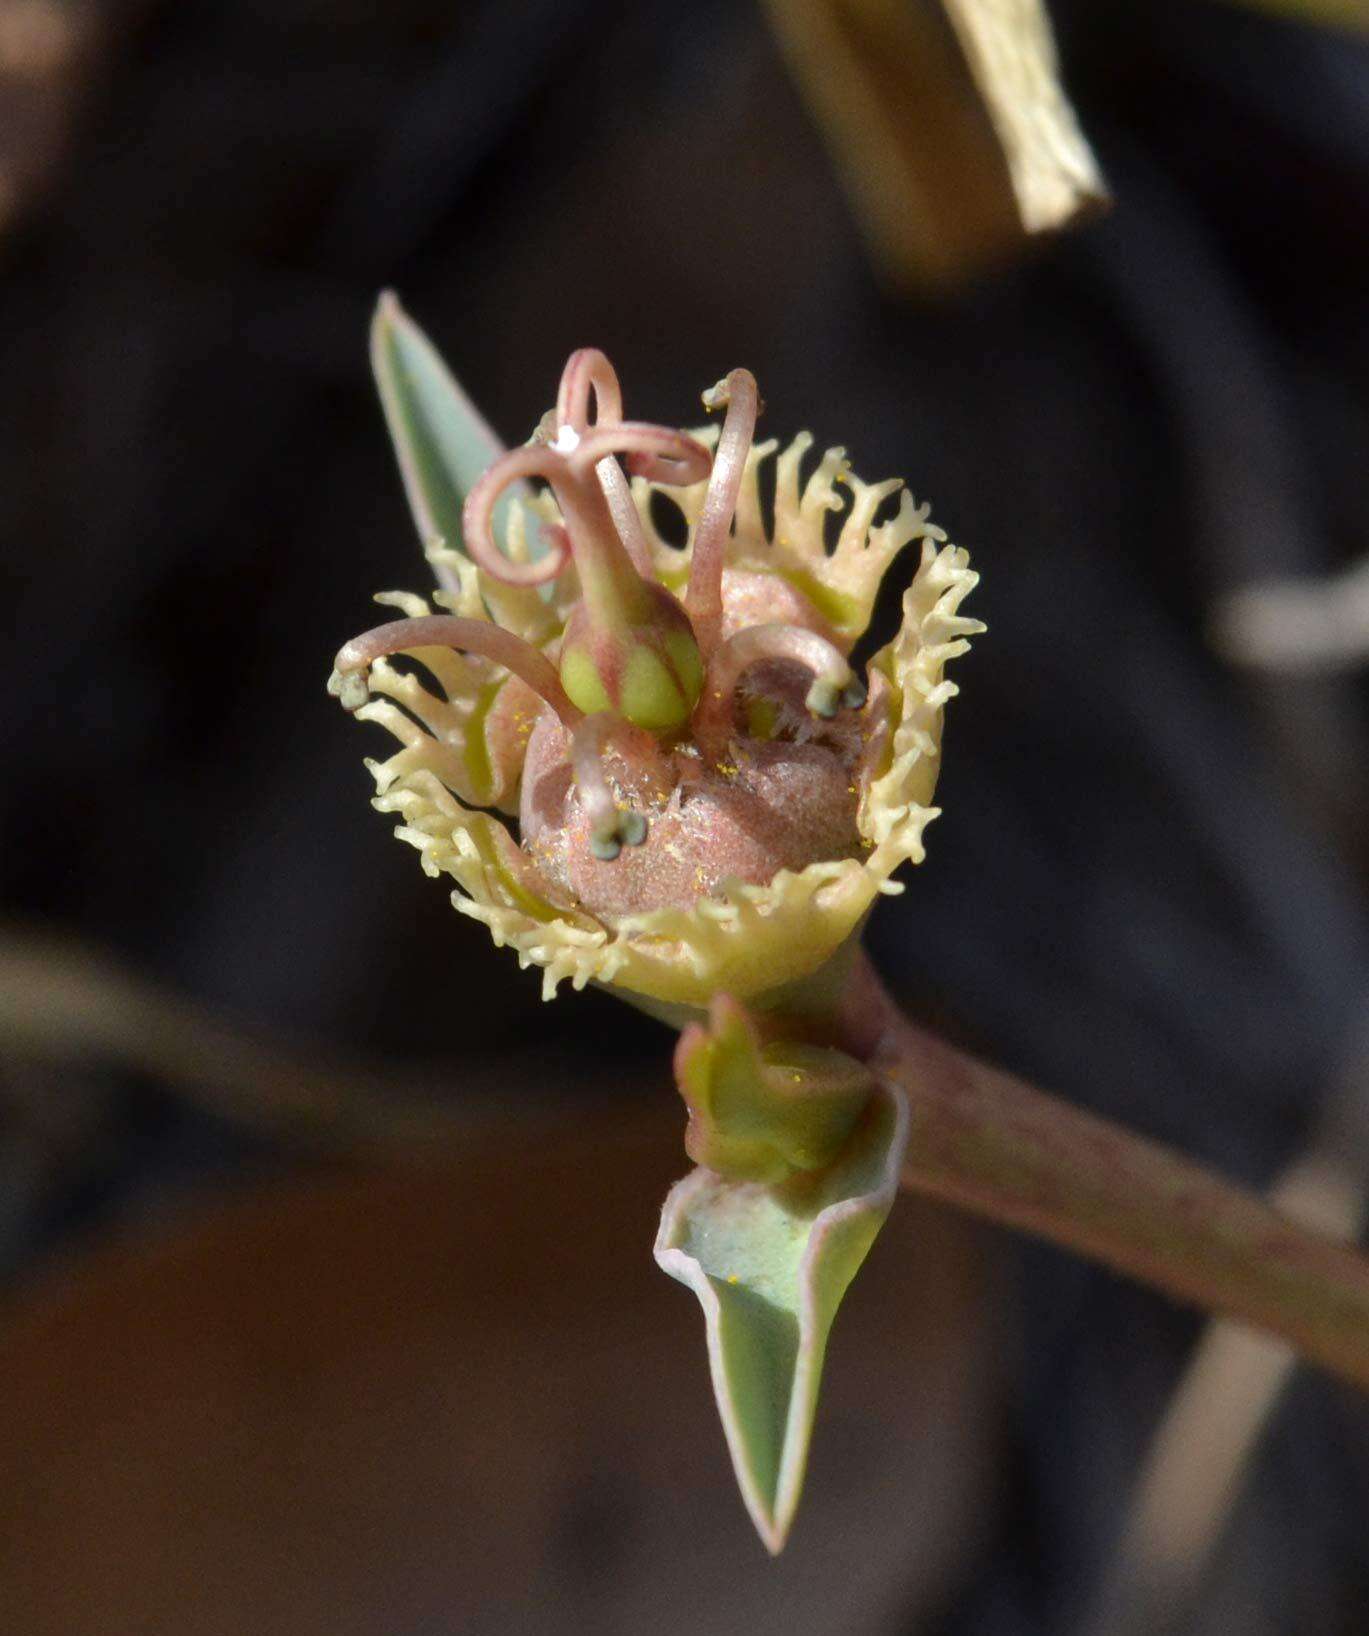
[371, 291, 519, 560]
[658, 1042, 908, 1553]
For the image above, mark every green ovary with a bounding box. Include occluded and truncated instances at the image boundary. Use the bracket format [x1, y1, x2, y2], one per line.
[621, 646, 692, 732]
[559, 645, 614, 717]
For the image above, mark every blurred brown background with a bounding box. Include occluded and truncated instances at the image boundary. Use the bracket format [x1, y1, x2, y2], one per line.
[2, 2, 1369, 1632]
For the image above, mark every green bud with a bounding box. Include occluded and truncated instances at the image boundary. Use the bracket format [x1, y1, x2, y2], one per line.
[674, 994, 874, 1184]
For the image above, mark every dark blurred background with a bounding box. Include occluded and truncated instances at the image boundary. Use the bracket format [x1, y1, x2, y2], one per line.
[3, 1, 1369, 1631]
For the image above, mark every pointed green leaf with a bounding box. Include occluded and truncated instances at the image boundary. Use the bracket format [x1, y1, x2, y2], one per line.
[370, 292, 526, 560]
[655, 1080, 909, 1553]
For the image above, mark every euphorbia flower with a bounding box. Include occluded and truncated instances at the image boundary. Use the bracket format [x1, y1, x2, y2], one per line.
[331, 305, 981, 1011]
[330, 299, 984, 1552]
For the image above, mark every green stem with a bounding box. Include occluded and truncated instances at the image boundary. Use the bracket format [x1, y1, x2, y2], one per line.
[838, 954, 1369, 1395]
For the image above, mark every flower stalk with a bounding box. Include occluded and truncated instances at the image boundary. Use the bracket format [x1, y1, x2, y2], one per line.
[827, 951, 1369, 1396]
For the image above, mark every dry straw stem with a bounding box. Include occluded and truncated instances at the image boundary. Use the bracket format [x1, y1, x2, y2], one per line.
[761, 0, 1106, 288]
[1222, 0, 1369, 30]
[841, 964, 1369, 1396]
[1213, 553, 1369, 674]
[1082, 1011, 1369, 1636]
[1081, 1172, 1358, 1636]
[0, 923, 572, 1159]
[939, 0, 1105, 231]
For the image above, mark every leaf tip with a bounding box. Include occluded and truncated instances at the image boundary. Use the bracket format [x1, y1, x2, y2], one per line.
[370, 288, 407, 377]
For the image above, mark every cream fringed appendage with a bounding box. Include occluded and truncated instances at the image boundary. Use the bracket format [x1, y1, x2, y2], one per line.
[332, 350, 982, 1007]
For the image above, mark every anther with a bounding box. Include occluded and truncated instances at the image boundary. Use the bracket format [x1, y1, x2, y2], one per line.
[806, 678, 844, 719]
[571, 712, 668, 862]
[618, 810, 648, 846]
[805, 675, 867, 716]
